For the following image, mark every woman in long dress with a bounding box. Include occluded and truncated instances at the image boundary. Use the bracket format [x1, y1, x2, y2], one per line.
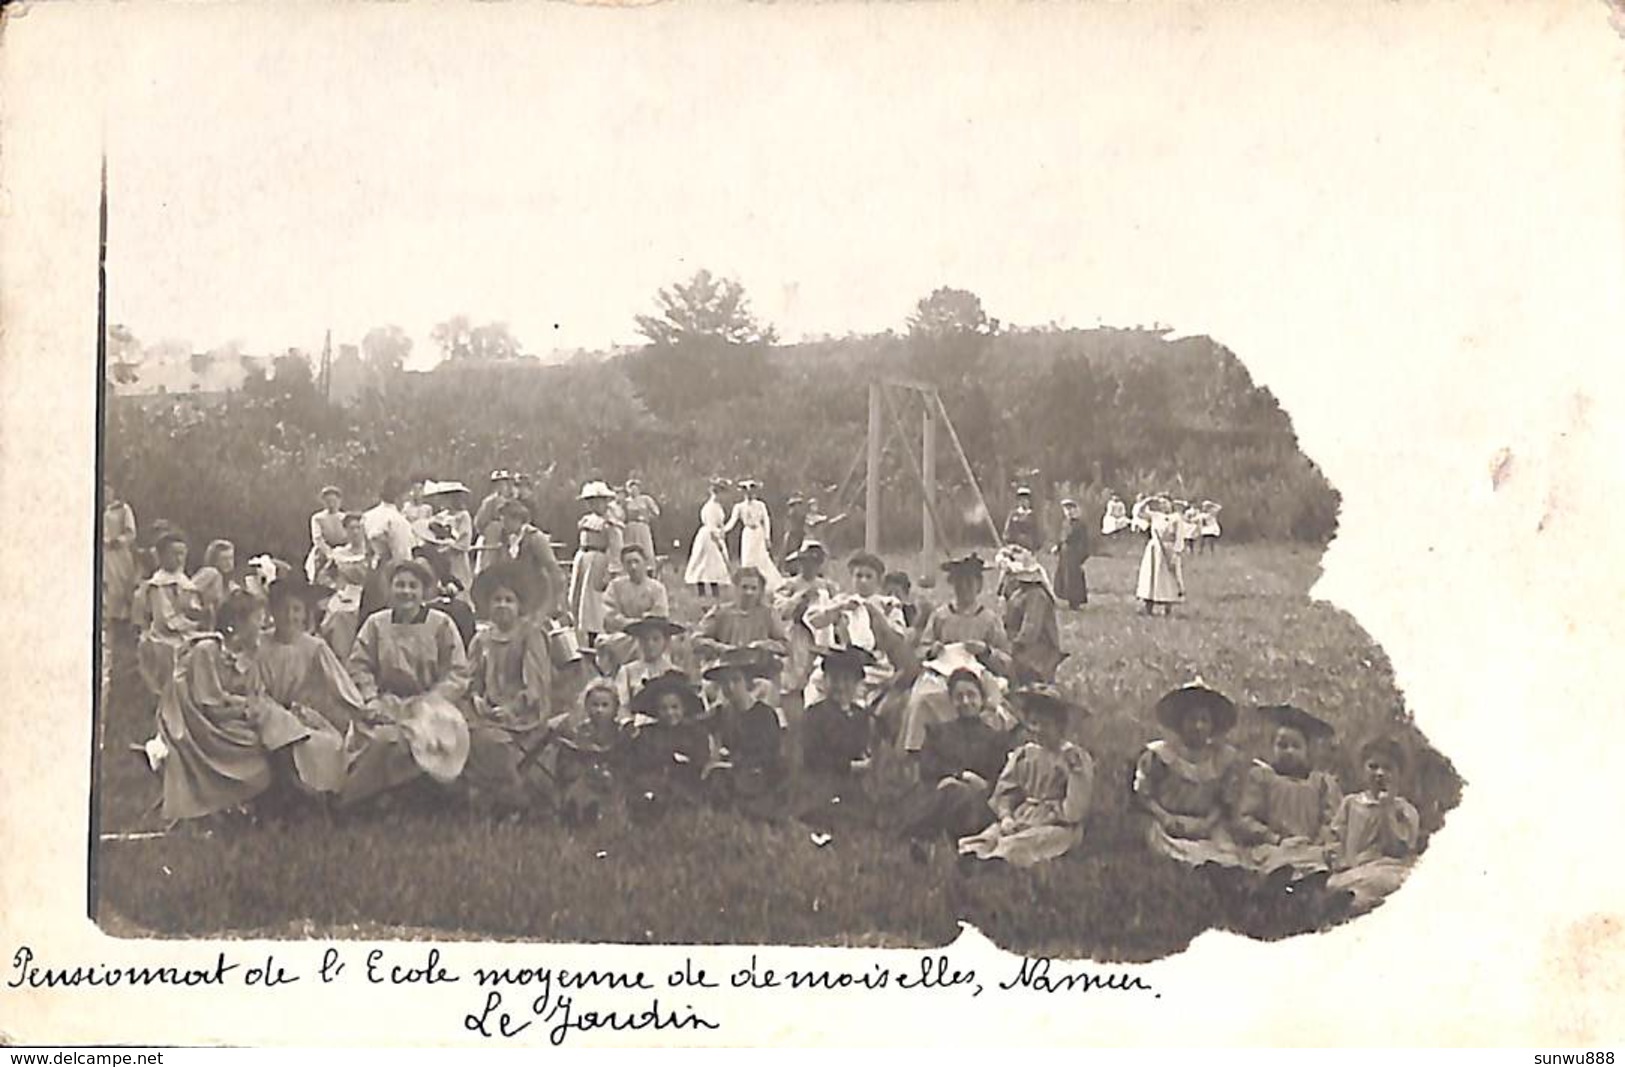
[958, 686, 1094, 868]
[684, 479, 734, 599]
[1053, 498, 1090, 610]
[1133, 683, 1247, 867]
[622, 477, 661, 565]
[102, 483, 139, 627]
[342, 557, 473, 808]
[136, 531, 207, 697]
[569, 481, 617, 647]
[1133, 494, 1185, 616]
[725, 479, 783, 591]
[154, 591, 345, 822]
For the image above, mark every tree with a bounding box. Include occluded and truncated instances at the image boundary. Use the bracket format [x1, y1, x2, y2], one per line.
[906, 287, 999, 340]
[431, 316, 523, 362]
[633, 269, 778, 347]
[624, 271, 778, 418]
[905, 286, 999, 383]
[362, 325, 413, 375]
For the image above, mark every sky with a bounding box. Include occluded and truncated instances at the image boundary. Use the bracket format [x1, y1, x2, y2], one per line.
[94, 2, 1511, 371]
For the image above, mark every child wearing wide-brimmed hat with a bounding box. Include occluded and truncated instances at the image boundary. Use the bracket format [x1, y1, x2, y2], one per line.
[1233, 704, 1343, 878]
[796, 646, 881, 833]
[466, 561, 553, 736]
[701, 646, 788, 819]
[957, 684, 1095, 869]
[611, 615, 685, 714]
[1326, 735, 1421, 914]
[1132, 681, 1248, 867]
[621, 669, 713, 818]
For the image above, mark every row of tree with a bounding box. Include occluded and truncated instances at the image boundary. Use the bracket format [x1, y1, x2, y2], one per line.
[104, 274, 1339, 567]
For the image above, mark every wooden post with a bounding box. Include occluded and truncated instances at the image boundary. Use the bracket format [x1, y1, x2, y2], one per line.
[934, 391, 1003, 547]
[922, 398, 937, 560]
[865, 382, 883, 553]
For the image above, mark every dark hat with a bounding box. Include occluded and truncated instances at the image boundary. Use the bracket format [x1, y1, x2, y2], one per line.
[1154, 681, 1238, 734]
[785, 539, 828, 566]
[1010, 683, 1083, 725]
[470, 560, 541, 615]
[1359, 734, 1409, 771]
[817, 645, 877, 678]
[940, 552, 987, 577]
[630, 669, 705, 719]
[624, 615, 686, 639]
[1258, 703, 1335, 741]
[384, 557, 439, 591]
[266, 575, 334, 613]
[154, 530, 189, 551]
[701, 645, 780, 683]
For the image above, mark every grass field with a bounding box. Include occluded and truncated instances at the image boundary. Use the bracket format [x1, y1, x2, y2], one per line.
[92, 541, 1461, 960]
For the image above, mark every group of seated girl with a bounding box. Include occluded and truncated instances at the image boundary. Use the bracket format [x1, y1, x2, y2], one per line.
[1131, 682, 1422, 914]
[129, 524, 1419, 910]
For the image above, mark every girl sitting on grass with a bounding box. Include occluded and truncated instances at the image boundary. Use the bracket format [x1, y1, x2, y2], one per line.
[1327, 735, 1422, 915]
[622, 669, 713, 819]
[154, 591, 345, 823]
[255, 577, 366, 741]
[702, 648, 788, 819]
[1232, 704, 1342, 878]
[537, 677, 624, 825]
[1133, 682, 1247, 867]
[957, 684, 1094, 869]
[895, 667, 1020, 857]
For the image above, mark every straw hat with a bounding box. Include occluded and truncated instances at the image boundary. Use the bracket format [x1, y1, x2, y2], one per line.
[319, 485, 343, 498]
[784, 539, 828, 567]
[1154, 680, 1238, 734]
[630, 669, 705, 721]
[489, 469, 514, 483]
[623, 615, 686, 639]
[578, 480, 616, 501]
[470, 560, 541, 615]
[1010, 683, 1084, 726]
[396, 693, 471, 783]
[1257, 703, 1336, 741]
[422, 479, 469, 498]
[701, 645, 780, 683]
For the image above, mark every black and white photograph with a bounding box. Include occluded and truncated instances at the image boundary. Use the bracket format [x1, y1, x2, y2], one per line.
[5, 0, 1625, 1049]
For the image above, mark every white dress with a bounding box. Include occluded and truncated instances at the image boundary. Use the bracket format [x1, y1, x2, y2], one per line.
[728, 498, 784, 589]
[1135, 504, 1185, 604]
[684, 496, 734, 586]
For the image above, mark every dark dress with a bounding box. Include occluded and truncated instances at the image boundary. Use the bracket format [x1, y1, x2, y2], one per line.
[798, 699, 875, 829]
[1054, 515, 1090, 607]
[622, 718, 712, 818]
[898, 715, 1017, 842]
[710, 700, 788, 818]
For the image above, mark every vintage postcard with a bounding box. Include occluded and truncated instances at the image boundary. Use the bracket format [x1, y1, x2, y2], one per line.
[1, 0, 1623, 1049]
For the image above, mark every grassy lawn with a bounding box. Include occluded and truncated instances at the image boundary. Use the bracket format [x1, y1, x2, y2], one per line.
[92, 541, 1460, 960]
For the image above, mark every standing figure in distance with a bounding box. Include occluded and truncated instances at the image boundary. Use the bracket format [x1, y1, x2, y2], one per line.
[725, 478, 784, 592]
[304, 485, 347, 585]
[1053, 497, 1091, 611]
[684, 477, 734, 600]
